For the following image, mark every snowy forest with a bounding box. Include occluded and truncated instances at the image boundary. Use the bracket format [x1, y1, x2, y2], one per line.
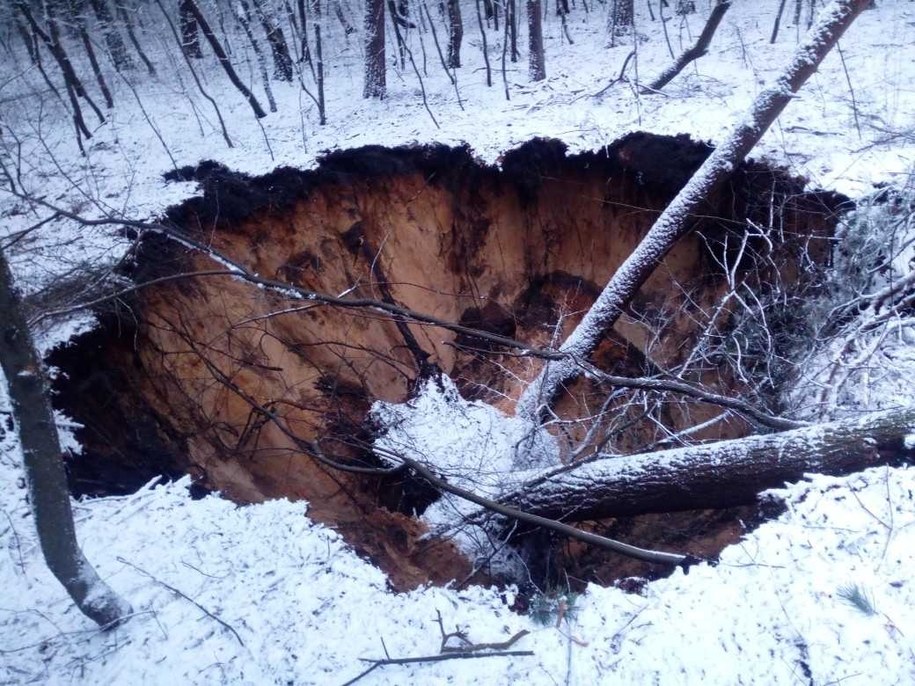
[1, 0, 915, 683]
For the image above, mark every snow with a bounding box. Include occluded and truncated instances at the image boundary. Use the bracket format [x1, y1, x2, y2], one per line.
[4, 434, 915, 684]
[372, 375, 554, 573]
[2, 0, 915, 683]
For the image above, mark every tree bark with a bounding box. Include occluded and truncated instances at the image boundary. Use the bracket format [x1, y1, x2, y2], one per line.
[446, 0, 463, 68]
[179, 0, 203, 58]
[363, 0, 386, 98]
[516, 0, 874, 429]
[252, 0, 295, 80]
[508, 0, 518, 62]
[608, 0, 634, 41]
[501, 406, 915, 522]
[0, 246, 131, 628]
[312, 0, 327, 124]
[527, 0, 545, 81]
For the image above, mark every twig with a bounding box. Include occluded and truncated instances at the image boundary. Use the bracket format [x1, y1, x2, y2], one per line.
[835, 40, 862, 141]
[117, 557, 245, 646]
[433, 608, 530, 652]
[342, 649, 534, 685]
[1, 509, 26, 575]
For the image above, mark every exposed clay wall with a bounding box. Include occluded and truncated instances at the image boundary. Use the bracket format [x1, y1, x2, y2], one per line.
[51, 135, 844, 588]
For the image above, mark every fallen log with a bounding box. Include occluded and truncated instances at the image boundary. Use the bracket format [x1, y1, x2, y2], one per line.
[501, 406, 915, 522]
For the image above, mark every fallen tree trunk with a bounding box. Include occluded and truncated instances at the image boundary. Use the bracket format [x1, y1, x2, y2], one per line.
[499, 407, 915, 522]
[516, 0, 873, 427]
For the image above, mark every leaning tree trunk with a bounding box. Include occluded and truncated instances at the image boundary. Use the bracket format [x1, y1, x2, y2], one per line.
[527, 0, 545, 81]
[0, 247, 132, 628]
[516, 0, 874, 430]
[500, 406, 915, 522]
[363, 0, 386, 97]
[183, 0, 268, 118]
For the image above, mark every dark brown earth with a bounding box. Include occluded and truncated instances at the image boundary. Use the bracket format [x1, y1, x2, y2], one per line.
[50, 134, 846, 590]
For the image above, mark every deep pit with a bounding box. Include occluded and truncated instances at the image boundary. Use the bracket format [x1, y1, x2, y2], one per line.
[51, 135, 846, 590]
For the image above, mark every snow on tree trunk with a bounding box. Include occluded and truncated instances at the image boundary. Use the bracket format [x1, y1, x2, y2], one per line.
[0, 248, 132, 628]
[527, 0, 545, 81]
[608, 0, 633, 39]
[502, 406, 915, 522]
[253, 0, 295, 81]
[179, 0, 203, 58]
[516, 0, 874, 435]
[447, 0, 463, 68]
[363, 0, 386, 97]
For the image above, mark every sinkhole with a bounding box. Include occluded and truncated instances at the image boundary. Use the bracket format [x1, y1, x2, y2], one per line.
[49, 134, 846, 590]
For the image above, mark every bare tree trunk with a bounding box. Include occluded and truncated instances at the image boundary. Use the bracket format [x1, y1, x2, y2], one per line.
[508, 0, 518, 62]
[446, 0, 463, 68]
[608, 0, 634, 41]
[501, 406, 915, 521]
[87, 0, 134, 71]
[527, 0, 545, 80]
[13, 11, 38, 63]
[117, 1, 157, 75]
[183, 0, 268, 117]
[334, 0, 357, 35]
[363, 0, 386, 98]
[387, 0, 407, 69]
[313, 0, 327, 124]
[75, 11, 115, 108]
[253, 0, 295, 80]
[155, 0, 234, 145]
[0, 247, 131, 629]
[179, 0, 203, 57]
[516, 0, 874, 427]
[16, 1, 105, 125]
[476, 0, 491, 85]
[237, 0, 278, 112]
[771, 0, 789, 43]
[296, 0, 315, 70]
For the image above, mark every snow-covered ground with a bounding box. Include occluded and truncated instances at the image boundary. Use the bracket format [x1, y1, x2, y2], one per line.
[2, 0, 915, 683]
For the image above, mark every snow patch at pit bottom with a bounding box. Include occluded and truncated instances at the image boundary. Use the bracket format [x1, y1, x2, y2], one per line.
[371, 375, 559, 489]
[371, 375, 557, 575]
